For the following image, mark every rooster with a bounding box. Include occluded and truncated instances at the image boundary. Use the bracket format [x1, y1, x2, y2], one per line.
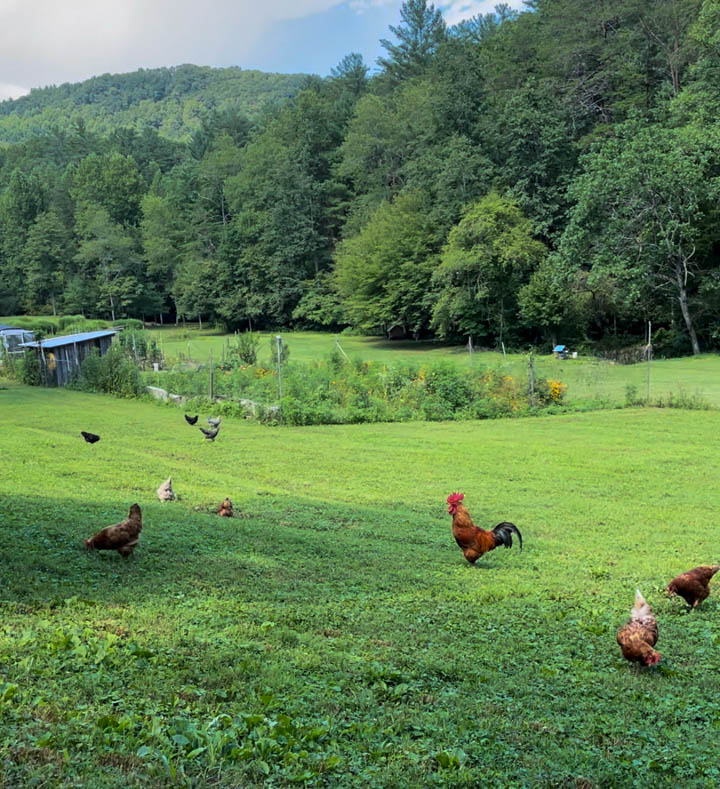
[200, 425, 220, 441]
[667, 565, 720, 609]
[446, 492, 522, 565]
[217, 497, 234, 517]
[85, 504, 143, 558]
[616, 589, 661, 667]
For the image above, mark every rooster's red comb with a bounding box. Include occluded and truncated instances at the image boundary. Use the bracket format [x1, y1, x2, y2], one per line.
[447, 492, 465, 504]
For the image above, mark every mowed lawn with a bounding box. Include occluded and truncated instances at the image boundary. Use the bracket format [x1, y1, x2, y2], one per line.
[1, 384, 719, 787]
[147, 326, 720, 407]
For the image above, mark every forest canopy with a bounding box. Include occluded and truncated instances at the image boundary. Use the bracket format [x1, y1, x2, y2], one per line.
[2, 0, 720, 355]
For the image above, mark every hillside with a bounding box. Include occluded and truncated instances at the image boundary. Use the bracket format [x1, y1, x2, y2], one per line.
[0, 64, 309, 142]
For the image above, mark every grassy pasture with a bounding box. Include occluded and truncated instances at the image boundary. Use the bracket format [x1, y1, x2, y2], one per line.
[1, 383, 719, 786]
[145, 327, 720, 408]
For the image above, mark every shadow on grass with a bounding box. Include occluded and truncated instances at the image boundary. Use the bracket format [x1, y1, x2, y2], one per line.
[0, 491, 470, 608]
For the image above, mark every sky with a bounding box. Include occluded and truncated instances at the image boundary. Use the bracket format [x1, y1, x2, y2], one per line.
[0, 0, 525, 101]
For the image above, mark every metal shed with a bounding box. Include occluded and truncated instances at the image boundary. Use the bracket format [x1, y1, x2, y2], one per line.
[20, 330, 117, 386]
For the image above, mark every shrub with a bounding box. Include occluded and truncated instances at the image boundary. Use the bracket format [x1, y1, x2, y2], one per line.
[146, 357, 568, 426]
[71, 346, 142, 397]
[113, 318, 144, 330]
[229, 333, 260, 366]
[19, 350, 42, 386]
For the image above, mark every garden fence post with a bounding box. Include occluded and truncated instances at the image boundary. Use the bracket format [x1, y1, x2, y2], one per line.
[645, 321, 652, 402]
[529, 353, 536, 407]
[276, 336, 283, 401]
[209, 349, 214, 401]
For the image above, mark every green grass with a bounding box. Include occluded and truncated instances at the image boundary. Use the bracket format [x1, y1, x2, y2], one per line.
[1, 382, 719, 786]
[146, 326, 720, 408]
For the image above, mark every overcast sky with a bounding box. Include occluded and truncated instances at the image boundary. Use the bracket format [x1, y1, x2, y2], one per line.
[0, 0, 525, 101]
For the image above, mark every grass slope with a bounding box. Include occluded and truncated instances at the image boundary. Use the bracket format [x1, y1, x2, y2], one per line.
[1, 384, 719, 786]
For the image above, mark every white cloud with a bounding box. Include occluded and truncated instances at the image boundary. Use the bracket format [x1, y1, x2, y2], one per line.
[348, 0, 397, 12]
[0, 0, 350, 89]
[442, 0, 525, 27]
[0, 81, 29, 101]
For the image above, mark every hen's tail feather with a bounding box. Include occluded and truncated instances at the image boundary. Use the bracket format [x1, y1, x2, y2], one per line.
[492, 521, 523, 551]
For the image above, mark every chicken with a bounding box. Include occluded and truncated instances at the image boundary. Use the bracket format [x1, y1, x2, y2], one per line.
[184, 414, 198, 425]
[616, 589, 661, 667]
[200, 425, 220, 441]
[217, 497, 234, 517]
[157, 476, 175, 502]
[81, 431, 100, 443]
[85, 504, 143, 558]
[207, 417, 221, 428]
[446, 492, 522, 564]
[667, 565, 720, 609]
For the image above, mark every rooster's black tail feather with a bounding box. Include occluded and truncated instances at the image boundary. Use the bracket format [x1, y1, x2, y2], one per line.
[492, 521, 523, 551]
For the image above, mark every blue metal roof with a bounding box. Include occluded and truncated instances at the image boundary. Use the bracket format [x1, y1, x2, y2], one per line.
[20, 329, 117, 349]
[553, 345, 566, 352]
[0, 324, 19, 331]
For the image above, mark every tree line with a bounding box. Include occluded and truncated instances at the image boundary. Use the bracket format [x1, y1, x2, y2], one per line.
[2, 0, 720, 355]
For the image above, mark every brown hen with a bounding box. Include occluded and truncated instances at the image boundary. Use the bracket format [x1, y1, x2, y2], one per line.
[616, 589, 660, 667]
[217, 498, 234, 517]
[85, 504, 143, 558]
[667, 565, 719, 609]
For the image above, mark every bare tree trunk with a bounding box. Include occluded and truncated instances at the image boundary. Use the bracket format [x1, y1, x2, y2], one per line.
[675, 262, 700, 355]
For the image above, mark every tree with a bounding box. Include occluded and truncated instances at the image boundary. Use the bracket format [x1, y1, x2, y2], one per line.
[377, 0, 448, 84]
[431, 193, 546, 345]
[22, 210, 73, 315]
[334, 192, 438, 334]
[74, 203, 142, 320]
[330, 53, 369, 97]
[558, 121, 720, 355]
[71, 152, 146, 227]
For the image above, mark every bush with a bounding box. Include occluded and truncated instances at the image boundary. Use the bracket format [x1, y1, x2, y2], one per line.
[71, 346, 142, 397]
[57, 315, 86, 331]
[58, 319, 109, 335]
[229, 333, 260, 366]
[113, 318, 144, 330]
[19, 350, 43, 386]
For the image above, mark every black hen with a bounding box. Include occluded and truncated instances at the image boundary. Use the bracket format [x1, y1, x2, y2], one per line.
[184, 414, 198, 425]
[492, 521, 523, 550]
[81, 431, 100, 444]
[200, 426, 220, 441]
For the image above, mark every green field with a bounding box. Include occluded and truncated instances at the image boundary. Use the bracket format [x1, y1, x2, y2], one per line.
[146, 326, 720, 408]
[1, 382, 719, 786]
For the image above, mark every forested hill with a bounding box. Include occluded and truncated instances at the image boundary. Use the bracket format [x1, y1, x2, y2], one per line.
[2, 0, 720, 356]
[0, 65, 309, 142]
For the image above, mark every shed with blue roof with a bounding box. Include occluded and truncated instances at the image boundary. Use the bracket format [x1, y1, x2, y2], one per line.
[20, 329, 117, 386]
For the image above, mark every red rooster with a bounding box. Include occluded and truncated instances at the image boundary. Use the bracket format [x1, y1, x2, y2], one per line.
[446, 492, 522, 565]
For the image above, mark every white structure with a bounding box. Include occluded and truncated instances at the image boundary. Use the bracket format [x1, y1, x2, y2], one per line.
[0, 324, 34, 356]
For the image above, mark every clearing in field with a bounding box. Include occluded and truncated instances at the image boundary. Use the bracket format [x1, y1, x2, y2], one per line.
[0, 384, 719, 787]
